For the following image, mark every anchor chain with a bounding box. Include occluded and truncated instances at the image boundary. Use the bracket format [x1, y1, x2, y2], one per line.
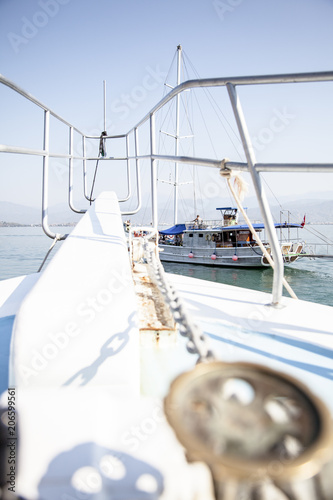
[142, 238, 215, 363]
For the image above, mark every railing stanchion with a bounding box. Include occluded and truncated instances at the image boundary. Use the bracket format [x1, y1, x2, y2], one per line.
[69, 126, 85, 214]
[226, 82, 284, 306]
[42, 110, 65, 239]
[121, 128, 142, 216]
[150, 113, 158, 230]
[118, 134, 132, 203]
[83, 135, 90, 201]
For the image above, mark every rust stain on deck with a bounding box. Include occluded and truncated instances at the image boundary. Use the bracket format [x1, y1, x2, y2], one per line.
[132, 263, 176, 336]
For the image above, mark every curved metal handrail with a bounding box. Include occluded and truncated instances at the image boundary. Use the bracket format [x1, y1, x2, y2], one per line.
[1, 71, 333, 304]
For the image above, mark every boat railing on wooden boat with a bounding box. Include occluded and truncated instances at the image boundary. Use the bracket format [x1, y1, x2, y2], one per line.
[184, 219, 247, 230]
[1, 70, 333, 307]
[185, 220, 224, 230]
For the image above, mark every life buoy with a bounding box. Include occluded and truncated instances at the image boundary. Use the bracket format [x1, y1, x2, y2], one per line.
[205, 234, 211, 241]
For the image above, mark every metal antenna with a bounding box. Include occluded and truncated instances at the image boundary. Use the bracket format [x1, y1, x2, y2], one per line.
[103, 80, 107, 131]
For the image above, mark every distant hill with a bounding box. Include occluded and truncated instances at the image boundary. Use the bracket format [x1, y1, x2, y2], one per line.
[0, 201, 82, 225]
[152, 196, 333, 226]
[1, 195, 333, 226]
[246, 199, 333, 225]
[0, 201, 41, 225]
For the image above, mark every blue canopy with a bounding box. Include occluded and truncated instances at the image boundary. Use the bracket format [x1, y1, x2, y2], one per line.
[216, 207, 238, 210]
[159, 224, 186, 235]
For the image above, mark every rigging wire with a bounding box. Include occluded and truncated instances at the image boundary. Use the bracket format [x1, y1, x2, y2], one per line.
[260, 176, 333, 245]
[179, 65, 207, 220]
[159, 48, 332, 255]
[262, 175, 283, 210]
[184, 52, 332, 244]
[188, 83, 218, 158]
[303, 225, 333, 244]
[159, 187, 173, 224]
[182, 51, 243, 160]
[178, 189, 192, 223]
[163, 48, 178, 95]
[186, 57, 331, 243]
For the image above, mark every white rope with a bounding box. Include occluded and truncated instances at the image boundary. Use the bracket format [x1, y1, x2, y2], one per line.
[220, 167, 298, 300]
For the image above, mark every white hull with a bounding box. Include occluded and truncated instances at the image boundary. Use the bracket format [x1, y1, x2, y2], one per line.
[159, 244, 300, 268]
[160, 244, 263, 267]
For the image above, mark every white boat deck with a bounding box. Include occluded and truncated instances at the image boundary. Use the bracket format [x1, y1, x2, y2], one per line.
[167, 274, 333, 413]
[3, 192, 214, 499]
[0, 192, 332, 499]
[0, 274, 40, 394]
[11, 192, 140, 393]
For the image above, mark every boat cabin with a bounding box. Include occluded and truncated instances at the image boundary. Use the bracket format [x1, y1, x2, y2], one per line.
[217, 207, 239, 226]
[159, 207, 257, 248]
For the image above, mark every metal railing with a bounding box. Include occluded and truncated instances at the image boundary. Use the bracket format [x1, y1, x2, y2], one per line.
[0, 75, 142, 240]
[1, 71, 333, 305]
[303, 243, 333, 257]
[184, 220, 239, 230]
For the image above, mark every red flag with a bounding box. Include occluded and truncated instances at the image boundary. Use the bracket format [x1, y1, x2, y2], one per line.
[301, 214, 306, 227]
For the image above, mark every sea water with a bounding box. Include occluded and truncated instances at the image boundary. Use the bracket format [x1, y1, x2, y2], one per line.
[0, 225, 333, 306]
[0, 226, 68, 280]
[163, 224, 333, 307]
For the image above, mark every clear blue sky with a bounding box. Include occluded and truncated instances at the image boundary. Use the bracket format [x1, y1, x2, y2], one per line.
[0, 0, 333, 220]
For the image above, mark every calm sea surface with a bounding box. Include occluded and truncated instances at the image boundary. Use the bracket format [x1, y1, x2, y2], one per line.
[0, 224, 333, 306]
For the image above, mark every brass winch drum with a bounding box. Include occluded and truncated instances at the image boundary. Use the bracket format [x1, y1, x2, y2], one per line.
[164, 361, 333, 499]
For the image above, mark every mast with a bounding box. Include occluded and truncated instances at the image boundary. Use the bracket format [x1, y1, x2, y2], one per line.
[173, 45, 182, 225]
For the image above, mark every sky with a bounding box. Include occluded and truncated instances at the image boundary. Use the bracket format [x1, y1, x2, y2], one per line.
[0, 0, 333, 224]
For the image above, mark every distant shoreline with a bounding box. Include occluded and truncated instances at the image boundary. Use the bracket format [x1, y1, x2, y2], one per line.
[1, 221, 333, 228]
[0, 222, 77, 228]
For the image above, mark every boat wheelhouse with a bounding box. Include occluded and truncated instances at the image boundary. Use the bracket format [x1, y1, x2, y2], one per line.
[159, 207, 304, 267]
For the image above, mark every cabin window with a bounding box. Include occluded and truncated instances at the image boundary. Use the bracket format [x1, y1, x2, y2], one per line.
[189, 234, 193, 238]
[199, 234, 203, 238]
[238, 231, 251, 242]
